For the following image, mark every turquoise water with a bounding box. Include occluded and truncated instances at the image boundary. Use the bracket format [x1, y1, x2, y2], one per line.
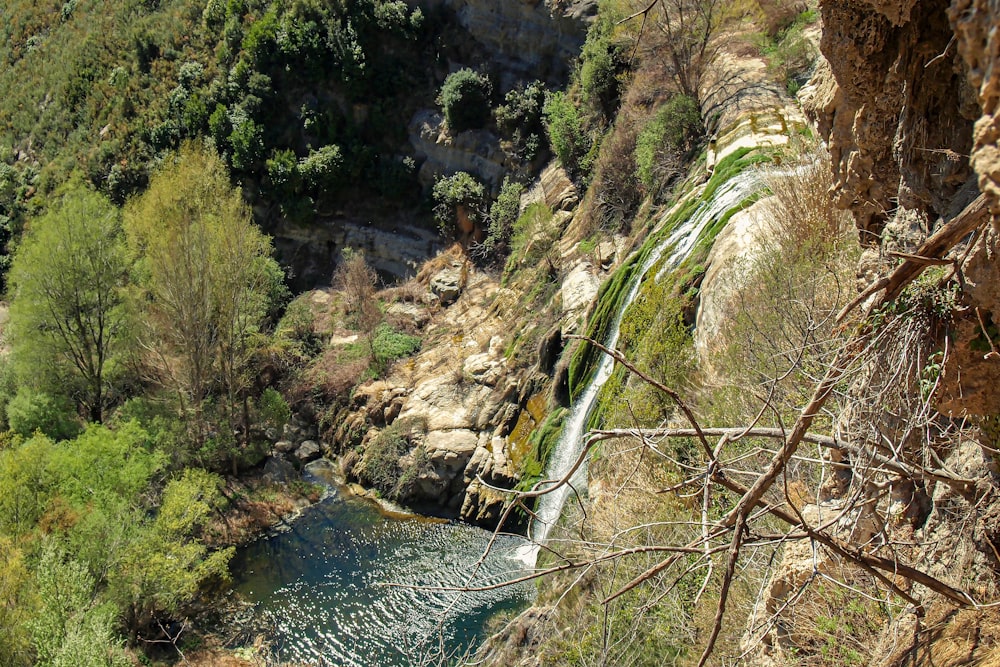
[231, 466, 531, 666]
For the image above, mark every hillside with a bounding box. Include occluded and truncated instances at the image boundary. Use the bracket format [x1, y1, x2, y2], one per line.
[3, 0, 1000, 665]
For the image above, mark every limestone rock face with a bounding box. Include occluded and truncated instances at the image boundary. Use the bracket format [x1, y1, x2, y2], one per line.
[560, 261, 600, 334]
[336, 263, 549, 528]
[950, 0, 1000, 215]
[406, 0, 596, 85]
[806, 0, 976, 235]
[409, 109, 511, 190]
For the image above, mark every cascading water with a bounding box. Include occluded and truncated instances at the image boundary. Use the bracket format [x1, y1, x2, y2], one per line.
[522, 169, 764, 563]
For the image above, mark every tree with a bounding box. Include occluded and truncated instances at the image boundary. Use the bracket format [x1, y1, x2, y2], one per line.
[625, 0, 722, 103]
[334, 249, 381, 363]
[7, 183, 132, 423]
[124, 144, 283, 462]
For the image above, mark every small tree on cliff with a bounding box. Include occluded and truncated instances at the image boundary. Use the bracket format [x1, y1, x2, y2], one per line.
[334, 248, 381, 363]
[7, 181, 132, 423]
[625, 0, 723, 104]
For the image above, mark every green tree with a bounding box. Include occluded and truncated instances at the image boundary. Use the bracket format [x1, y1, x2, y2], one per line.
[7, 183, 132, 423]
[432, 171, 486, 237]
[124, 144, 284, 464]
[112, 468, 233, 634]
[29, 542, 129, 667]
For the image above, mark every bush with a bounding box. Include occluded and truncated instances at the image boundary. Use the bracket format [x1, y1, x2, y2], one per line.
[544, 91, 593, 178]
[298, 144, 344, 192]
[7, 388, 80, 440]
[634, 95, 703, 195]
[478, 177, 524, 259]
[432, 171, 487, 237]
[495, 81, 548, 162]
[371, 324, 421, 373]
[580, 18, 622, 118]
[437, 68, 492, 133]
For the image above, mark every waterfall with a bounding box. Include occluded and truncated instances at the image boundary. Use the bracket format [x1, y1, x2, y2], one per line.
[516, 169, 764, 566]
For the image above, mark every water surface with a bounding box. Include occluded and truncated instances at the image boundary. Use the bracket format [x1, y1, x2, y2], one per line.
[232, 465, 530, 665]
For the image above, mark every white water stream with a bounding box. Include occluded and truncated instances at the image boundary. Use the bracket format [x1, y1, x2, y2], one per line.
[517, 170, 764, 566]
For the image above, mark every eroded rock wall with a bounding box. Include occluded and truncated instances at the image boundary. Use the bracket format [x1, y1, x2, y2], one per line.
[809, 0, 978, 239]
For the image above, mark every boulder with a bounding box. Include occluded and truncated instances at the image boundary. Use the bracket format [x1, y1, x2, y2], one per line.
[262, 456, 297, 485]
[295, 440, 322, 463]
[273, 440, 296, 454]
[430, 266, 463, 305]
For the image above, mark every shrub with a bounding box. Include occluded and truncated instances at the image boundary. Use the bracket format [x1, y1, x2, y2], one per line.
[371, 324, 421, 373]
[257, 387, 290, 434]
[544, 91, 593, 178]
[634, 95, 703, 195]
[7, 388, 80, 440]
[590, 118, 641, 231]
[580, 18, 622, 118]
[266, 148, 300, 197]
[495, 81, 548, 162]
[298, 144, 344, 192]
[478, 177, 524, 259]
[432, 171, 487, 237]
[437, 68, 492, 133]
[357, 417, 426, 498]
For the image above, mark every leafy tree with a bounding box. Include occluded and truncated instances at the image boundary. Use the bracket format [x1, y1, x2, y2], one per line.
[495, 81, 548, 162]
[437, 68, 492, 133]
[6, 389, 80, 440]
[476, 177, 524, 260]
[29, 543, 129, 667]
[634, 94, 702, 196]
[7, 183, 132, 423]
[112, 468, 233, 633]
[298, 144, 344, 192]
[544, 92, 593, 178]
[124, 144, 284, 462]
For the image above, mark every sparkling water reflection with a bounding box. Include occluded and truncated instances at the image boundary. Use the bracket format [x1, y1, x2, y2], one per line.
[231, 468, 530, 666]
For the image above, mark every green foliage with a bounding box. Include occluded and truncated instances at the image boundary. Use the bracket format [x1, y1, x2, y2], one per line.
[477, 177, 524, 259]
[544, 91, 593, 178]
[0, 536, 31, 666]
[356, 417, 426, 499]
[495, 81, 548, 162]
[30, 543, 130, 667]
[7, 182, 133, 423]
[0, 0, 428, 212]
[635, 95, 703, 194]
[516, 408, 566, 492]
[432, 171, 487, 237]
[579, 15, 622, 118]
[7, 389, 80, 441]
[113, 467, 234, 628]
[371, 324, 421, 374]
[437, 68, 492, 133]
[298, 144, 344, 192]
[756, 9, 819, 95]
[257, 387, 290, 434]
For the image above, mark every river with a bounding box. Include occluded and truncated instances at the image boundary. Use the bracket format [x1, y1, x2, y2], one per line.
[230, 462, 531, 666]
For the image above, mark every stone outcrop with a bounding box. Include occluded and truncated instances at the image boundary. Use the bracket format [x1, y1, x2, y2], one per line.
[805, 0, 977, 237]
[409, 109, 512, 191]
[272, 214, 442, 291]
[332, 261, 545, 527]
[405, 0, 596, 85]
